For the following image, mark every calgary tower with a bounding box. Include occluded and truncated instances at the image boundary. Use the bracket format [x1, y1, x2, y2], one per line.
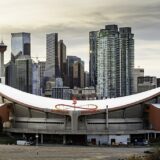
[0, 41, 7, 77]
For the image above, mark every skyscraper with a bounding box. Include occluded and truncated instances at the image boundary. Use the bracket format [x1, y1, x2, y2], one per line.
[15, 55, 32, 93]
[96, 25, 119, 98]
[44, 33, 58, 80]
[84, 71, 90, 88]
[119, 27, 134, 96]
[6, 32, 32, 93]
[89, 31, 98, 87]
[66, 56, 81, 88]
[38, 61, 46, 94]
[58, 40, 67, 85]
[73, 60, 84, 88]
[32, 62, 40, 95]
[89, 25, 134, 98]
[11, 32, 31, 57]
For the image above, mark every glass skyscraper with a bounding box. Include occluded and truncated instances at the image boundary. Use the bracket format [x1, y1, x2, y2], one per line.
[89, 25, 134, 99]
[89, 31, 98, 87]
[5, 32, 32, 93]
[44, 33, 58, 80]
[119, 27, 134, 96]
[96, 25, 119, 98]
[11, 32, 31, 57]
[15, 56, 32, 93]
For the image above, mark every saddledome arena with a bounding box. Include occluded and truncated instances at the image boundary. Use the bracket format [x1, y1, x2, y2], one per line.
[0, 83, 160, 145]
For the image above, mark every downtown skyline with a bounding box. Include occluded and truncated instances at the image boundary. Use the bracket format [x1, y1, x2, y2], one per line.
[0, 0, 160, 77]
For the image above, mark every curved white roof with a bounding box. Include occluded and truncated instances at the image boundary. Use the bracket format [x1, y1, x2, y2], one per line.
[0, 83, 160, 111]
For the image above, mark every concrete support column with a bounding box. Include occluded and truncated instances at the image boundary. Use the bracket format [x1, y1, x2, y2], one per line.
[147, 133, 150, 141]
[63, 135, 66, 145]
[41, 134, 43, 144]
[154, 133, 157, 139]
[106, 105, 108, 129]
[70, 111, 80, 132]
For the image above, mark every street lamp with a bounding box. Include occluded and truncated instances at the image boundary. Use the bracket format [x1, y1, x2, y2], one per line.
[35, 134, 39, 146]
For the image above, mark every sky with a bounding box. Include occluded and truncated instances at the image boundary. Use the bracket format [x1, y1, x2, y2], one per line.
[0, 0, 160, 77]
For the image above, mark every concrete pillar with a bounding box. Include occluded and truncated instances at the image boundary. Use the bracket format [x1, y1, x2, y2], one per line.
[70, 111, 80, 132]
[106, 105, 108, 129]
[63, 135, 66, 145]
[154, 133, 157, 139]
[41, 134, 43, 144]
[147, 133, 150, 141]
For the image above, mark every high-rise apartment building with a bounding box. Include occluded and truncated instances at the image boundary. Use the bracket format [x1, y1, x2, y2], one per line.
[96, 25, 119, 98]
[89, 25, 134, 98]
[44, 33, 58, 80]
[119, 27, 134, 96]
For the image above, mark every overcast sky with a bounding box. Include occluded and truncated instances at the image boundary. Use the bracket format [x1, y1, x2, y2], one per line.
[0, 0, 160, 76]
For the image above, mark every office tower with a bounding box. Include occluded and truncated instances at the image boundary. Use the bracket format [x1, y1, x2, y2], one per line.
[119, 27, 134, 96]
[66, 56, 81, 88]
[89, 31, 98, 87]
[32, 62, 40, 95]
[133, 68, 144, 93]
[5, 61, 16, 87]
[96, 25, 119, 98]
[58, 40, 66, 80]
[44, 33, 58, 81]
[15, 55, 32, 93]
[11, 32, 31, 57]
[84, 71, 90, 87]
[73, 60, 84, 88]
[89, 24, 134, 98]
[6, 32, 31, 90]
[38, 61, 46, 94]
[137, 76, 157, 93]
[0, 41, 7, 80]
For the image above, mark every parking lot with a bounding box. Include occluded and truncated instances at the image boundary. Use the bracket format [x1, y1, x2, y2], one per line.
[0, 145, 150, 160]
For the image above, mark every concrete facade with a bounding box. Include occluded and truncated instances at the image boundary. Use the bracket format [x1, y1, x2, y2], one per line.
[0, 85, 160, 145]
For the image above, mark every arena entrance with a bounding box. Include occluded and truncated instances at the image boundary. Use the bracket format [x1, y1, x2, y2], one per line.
[65, 135, 87, 145]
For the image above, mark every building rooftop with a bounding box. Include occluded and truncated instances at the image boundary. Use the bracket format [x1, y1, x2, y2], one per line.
[0, 84, 160, 111]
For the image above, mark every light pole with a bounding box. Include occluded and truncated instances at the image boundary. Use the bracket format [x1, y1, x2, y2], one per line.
[35, 134, 39, 146]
